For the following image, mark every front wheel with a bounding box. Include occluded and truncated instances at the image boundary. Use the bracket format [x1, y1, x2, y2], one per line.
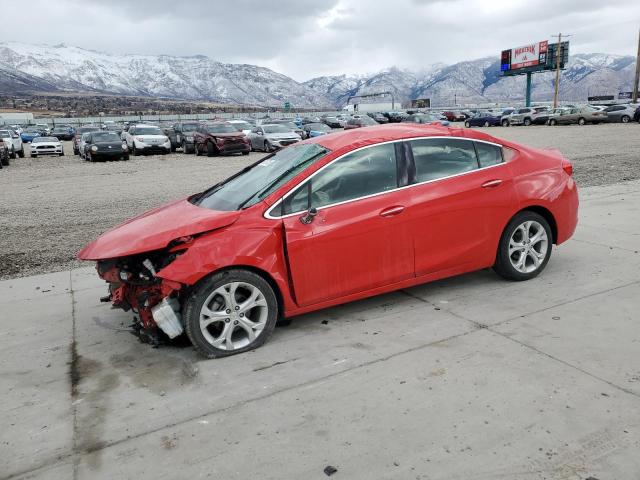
[183, 269, 279, 358]
[501, 120, 509, 127]
[464, 121, 470, 128]
[493, 211, 552, 281]
[578, 118, 586, 126]
[206, 141, 216, 157]
[18, 147, 24, 158]
[523, 118, 531, 126]
[621, 115, 630, 123]
[483, 121, 490, 127]
[549, 119, 557, 126]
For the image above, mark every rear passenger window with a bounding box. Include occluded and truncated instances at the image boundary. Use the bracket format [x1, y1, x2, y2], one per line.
[410, 138, 478, 182]
[283, 143, 398, 213]
[475, 142, 503, 167]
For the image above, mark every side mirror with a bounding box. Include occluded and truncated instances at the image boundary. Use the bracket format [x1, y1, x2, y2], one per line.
[300, 207, 317, 225]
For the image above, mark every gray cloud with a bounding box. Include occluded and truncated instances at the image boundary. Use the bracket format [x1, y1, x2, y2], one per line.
[1, 0, 638, 81]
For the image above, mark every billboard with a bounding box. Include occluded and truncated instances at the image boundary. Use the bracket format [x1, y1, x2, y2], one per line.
[501, 40, 567, 76]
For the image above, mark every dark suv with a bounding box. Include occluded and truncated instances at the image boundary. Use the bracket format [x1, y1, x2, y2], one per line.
[163, 122, 200, 153]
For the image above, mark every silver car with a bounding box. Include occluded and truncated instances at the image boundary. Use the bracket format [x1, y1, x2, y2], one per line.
[247, 124, 301, 152]
[604, 104, 638, 123]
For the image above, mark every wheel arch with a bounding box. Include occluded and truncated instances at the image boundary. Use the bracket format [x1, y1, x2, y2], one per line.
[514, 205, 558, 244]
[188, 264, 285, 320]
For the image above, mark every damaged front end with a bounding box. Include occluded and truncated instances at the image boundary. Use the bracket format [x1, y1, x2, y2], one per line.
[96, 248, 186, 344]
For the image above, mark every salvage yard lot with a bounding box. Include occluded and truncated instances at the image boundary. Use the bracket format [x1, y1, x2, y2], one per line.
[1, 122, 640, 479]
[1, 122, 639, 280]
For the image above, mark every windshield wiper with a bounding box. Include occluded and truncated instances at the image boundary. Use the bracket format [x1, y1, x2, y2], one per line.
[237, 153, 324, 210]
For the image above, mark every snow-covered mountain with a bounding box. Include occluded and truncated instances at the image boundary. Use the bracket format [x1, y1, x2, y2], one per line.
[0, 42, 331, 108]
[0, 41, 635, 108]
[305, 54, 637, 107]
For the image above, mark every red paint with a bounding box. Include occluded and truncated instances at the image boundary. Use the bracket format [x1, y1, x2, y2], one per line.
[79, 124, 579, 324]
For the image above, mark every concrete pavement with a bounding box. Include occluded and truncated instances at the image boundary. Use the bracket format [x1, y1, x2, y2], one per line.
[1, 180, 639, 480]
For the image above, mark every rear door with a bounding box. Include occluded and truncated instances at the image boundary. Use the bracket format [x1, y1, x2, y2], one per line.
[280, 142, 414, 307]
[406, 137, 515, 276]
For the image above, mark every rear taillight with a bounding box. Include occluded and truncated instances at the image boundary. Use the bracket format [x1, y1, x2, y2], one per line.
[562, 158, 573, 176]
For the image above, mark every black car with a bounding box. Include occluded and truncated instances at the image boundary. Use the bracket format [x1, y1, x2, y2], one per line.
[163, 122, 200, 153]
[321, 116, 343, 128]
[367, 112, 389, 124]
[50, 125, 75, 141]
[0, 140, 9, 168]
[634, 105, 640, 122]
[382, 111, 407, 123]
[83, 131, 129, 162]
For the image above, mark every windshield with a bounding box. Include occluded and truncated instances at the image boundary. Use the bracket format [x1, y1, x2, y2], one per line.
[182, 123, 199, 132]
[136, 127, 163, 135]
[263, 125, 291, 134]
[205, 124, 238, 134]
[0, 131, 11, 138]
[33, 137, 57, 143]
[92, 132, 121, 142]
[25, 127, 41, 133]
[194, 143, 329, 211]
[229, 122, 252, 131]
[78, 127, 100, 134]
[307, 123, 329, 130]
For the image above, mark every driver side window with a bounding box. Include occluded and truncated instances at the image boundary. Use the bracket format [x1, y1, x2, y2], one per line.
[283, 143, 398, 214]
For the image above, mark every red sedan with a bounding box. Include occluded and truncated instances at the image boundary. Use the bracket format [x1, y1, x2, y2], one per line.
[79, 124, 579, 358]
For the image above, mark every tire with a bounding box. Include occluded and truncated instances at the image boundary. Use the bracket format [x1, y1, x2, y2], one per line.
[501, 119, 509, 127]
[194, 142, 201, 156]
[578, 118, 585, 126]
[523, 118, 531, 126]
[621, 115, 630, 124]
[264, 141, 271, 152]
[9, 147, 16, 159]
[18, 147, 24, 158]
[493, 211, 552, 281]
[483, 121, 490, 127]
[464, 121, 470, 128]
[549, 119, 557, 126]
[242, 151, 249, 156]
[183, 269, 279, 358]
[206, 141, 216, 157]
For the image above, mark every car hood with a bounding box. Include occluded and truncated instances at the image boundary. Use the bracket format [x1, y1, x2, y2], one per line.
[78, 198, 241, 260]
[265, 132, 298, 140]
[32, 141, 61, 146]
[210, 132, 245, 140]
[135, 134, 167, 142]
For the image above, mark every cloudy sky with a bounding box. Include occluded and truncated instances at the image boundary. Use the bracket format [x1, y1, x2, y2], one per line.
[2, 0, 639, 80]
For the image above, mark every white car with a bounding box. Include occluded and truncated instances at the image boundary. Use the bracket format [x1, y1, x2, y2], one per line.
[0, 129, 24, 158]
[226, 120, 253, 135]
[30, 136, 63, 157]
[123, 124, 171, 155]
[35, 123, 51, 135]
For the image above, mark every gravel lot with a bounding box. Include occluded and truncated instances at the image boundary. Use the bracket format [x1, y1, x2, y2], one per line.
[1, 122, 638, 280]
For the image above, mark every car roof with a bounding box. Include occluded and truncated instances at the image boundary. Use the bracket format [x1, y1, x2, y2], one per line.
[306, 124, 489, 152]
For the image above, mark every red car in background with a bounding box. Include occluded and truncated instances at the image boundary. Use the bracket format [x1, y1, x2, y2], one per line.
[79, 124, 579, 358]
[442, 111, 466, 122]
[72, 126, 100, 155]
[193, 122, 250, 156]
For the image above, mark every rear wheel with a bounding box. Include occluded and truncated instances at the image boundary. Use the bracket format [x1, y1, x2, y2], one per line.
[464, 121, 470, 128]
[523, 118, 531, 126]
[264, 141, 271, 152]
[621, 115, 630, 123]
[501, 119, 509, 127]
[494, 211, 552, 281]
[183, 269, 279, 358]
[483, 121, 490, 127]
[578, 117, 586, 126]
[549, 119, 557, 126]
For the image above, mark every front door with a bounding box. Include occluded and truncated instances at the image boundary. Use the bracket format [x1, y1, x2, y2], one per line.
[281, 142, 414, 307]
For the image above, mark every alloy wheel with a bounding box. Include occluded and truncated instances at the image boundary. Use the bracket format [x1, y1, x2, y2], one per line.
[199, 282, 269, 351]
[508, 220, 548, 274]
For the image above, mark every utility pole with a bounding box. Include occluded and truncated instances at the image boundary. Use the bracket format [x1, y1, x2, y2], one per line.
[552, 33, 563, 108]
[633, 27, 640, 103]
